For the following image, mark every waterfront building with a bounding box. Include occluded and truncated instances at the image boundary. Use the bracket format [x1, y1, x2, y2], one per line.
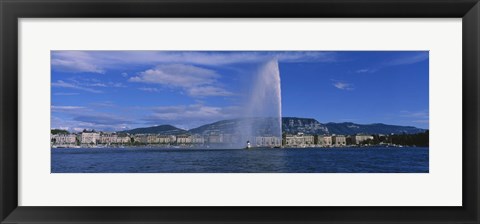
[145, 135, 159, 144]
[81, 132, 100, 144]
[317, 135, 331, 147]
[176, 135, 192, 144]
[317, 135, 332, 147]
[285, 134, 302, 146]
[352, 134, 374, 145]
[133, 134, 148, 144]
[169, 135, 177, 143]
[54, 134, 77, 145]
[332, 135, 347, 146]
[132, 134, 170, 144]
[208, 134, 223, 144]
[303, 135, 315, 146]
[255, 136, 281, 147]
[191, 134, 205, 144]
[346, 135, 353, 145]
[156, 135, 172, 144]
[100, 133, 118, 144]
[284, 133, 311, 147]
[133, 134, 163, 144]
[116, 133, 131, 143]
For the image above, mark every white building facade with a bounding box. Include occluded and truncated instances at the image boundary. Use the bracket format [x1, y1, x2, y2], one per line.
[81, 132, 100, 144]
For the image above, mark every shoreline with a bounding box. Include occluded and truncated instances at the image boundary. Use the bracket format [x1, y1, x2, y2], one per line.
[51, 145, 429, 150]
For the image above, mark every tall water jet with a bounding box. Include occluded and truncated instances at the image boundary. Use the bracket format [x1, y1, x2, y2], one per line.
[238, 59, 282, 148]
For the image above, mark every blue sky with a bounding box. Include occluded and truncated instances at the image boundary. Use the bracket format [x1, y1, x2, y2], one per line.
[51, 51, 429, 132]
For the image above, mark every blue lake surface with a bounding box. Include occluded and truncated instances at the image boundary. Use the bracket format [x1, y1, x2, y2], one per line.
[51, 147, 428, 173]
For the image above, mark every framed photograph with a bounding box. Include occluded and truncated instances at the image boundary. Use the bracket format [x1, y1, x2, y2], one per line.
[49, 50, 430, 174]
[1, 0, 479, 223]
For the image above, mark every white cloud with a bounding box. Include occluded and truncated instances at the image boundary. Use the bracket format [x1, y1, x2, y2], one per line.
[356, 52, 428, 74]
[388, 52, 429, 66]
[138, 87, 160, 92]
[52, 79, 125, 94]
[52, 80, 103, 93]
[73, 114, 132, 126]
[51, 51, 338, 73]
[50, 104, 137, 132]
[53, 92, 79, 96]
[144, 104, 240, 129]
[332, 81, 354, 91]
[129, 64, 231, 97]
[51, 51, 105, 73]
[89, 83, 107, 87]
[187, 86, 232, 96]
[129, 64, 218, 87]
[149, 104, 234, 120]
[80, 79, 125, 88]
[108, 82, 126, 88]
[356, 68, 377, 73]
[90, 101, 116, 107]
[51, 116, 132, 132]
[51, 105, 85, 111]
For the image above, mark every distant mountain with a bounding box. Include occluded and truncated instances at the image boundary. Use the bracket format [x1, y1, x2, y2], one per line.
[282, 117, 329, 135]
[119, 118, 426, 136]
[190, 117, 426, 136]
[323, 122, 425, 135]
[189, 117, 281, 136]
[188, 119, 240, 134]
[282, 117, 425, 135]
[120, 125, 187, 135]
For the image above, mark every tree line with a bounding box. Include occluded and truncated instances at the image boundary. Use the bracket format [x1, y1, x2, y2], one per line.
[361, 131, 429, 147]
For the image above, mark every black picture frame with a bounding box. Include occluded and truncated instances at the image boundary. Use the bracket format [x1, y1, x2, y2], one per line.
[1, 0, 479, 223]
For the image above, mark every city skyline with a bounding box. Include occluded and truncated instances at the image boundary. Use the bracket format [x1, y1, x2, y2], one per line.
[51, 51, 429, 132]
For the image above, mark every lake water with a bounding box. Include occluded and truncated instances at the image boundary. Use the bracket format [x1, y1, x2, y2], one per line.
[51, 147, 428, 173]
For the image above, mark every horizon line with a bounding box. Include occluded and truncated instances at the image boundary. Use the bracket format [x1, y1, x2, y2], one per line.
[51, 117, 429, 133]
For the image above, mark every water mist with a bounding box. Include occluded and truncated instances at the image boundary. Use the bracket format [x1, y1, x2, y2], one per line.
[238, 59, 282, 147]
